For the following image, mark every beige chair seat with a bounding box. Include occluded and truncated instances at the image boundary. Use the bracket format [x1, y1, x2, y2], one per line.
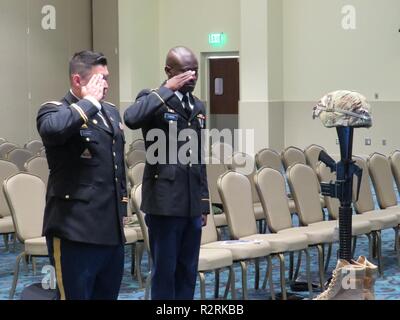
[198, 248, 233, 271]
[354, 212, 399, 231]
[124, 227, 138, 244]
[384, 206, 400, 220]
[202, 239, 272, 260]
[253, 203, 266, 220]
[241, 233, 308, 253]
[24, 237, 48, 256]
[0, 216, 14, 233]
[278, 225, 336, 245]
[213, 213, 227, 227]
[310, 219, 371, 236]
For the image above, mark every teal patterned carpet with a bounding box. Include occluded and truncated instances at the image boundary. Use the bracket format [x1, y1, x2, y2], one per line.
[1, 212, 400, 300]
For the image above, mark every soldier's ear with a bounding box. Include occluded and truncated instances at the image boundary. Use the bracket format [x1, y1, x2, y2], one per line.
[165, 65, 172, 78]
[71, 74, 82, 88]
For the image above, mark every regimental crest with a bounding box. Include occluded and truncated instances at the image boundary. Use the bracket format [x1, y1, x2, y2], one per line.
[80, 148, 92, 159]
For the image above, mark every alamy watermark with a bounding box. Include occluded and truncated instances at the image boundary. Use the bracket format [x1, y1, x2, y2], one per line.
[341, 5, 356, 30]
[41, 5, 56, 30]
[143, 125, 255, 175]
[41, 265, 56, 290]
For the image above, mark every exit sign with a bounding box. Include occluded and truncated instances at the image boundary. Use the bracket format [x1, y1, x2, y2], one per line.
[208, 33, 227, 47]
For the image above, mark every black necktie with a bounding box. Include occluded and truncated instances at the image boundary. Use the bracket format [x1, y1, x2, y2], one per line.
[182, 95, 192, 119]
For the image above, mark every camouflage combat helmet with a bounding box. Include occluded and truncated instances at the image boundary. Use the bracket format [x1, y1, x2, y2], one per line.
[313, 90, 372, 128]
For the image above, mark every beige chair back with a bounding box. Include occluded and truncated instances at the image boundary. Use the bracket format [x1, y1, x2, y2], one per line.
[389, 150, 400, 196]
[126, 149, 147, 168]
[0, 143, 17, 159]
[217, 171, 258, 239]
[368, 153, 397, 209]
[227, 152, 259, 203]
[129, 139, 145, 152]
[205, 157, 227, 205]
[281, 146, 307, 171]
[201, 202, 219, 245]
[0, 160, 19, 218]
[211, 142, 233, 163]
[3, 173, 46, 242]
[127, 162, 145, 187]
[316, 162, 340, 220]
[287, 163, 324, 226]
[352, 156, 375, 213]
[255, 148, 282, 172]
[131, 184, 150, 253]
[254, 167, 293, 232]
[6, 148, 34, 171]
[25, 140, 43, 154]
[24, 156, 49, 186]
[304, 144, 326, 170]
[39, 147, 46, 158]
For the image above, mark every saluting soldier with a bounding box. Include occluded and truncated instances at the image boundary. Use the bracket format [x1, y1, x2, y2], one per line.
[37, 51, 127, 300]
[124, 46, 210, 300]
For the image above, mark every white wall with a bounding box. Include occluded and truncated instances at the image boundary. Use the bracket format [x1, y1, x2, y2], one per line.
[158, 0, 241, 98]
[4, 0, 398, 155]
[283, 0, 400, 101]
[118, 0, 241, 143]
[283, 0, 400, 155]
[118, 0, 159, 142]
[0, 0, 92, 146]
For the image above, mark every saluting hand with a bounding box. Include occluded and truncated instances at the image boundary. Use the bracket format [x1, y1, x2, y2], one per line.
[81, 74, 106, 101]
[164, 71, 196, 92]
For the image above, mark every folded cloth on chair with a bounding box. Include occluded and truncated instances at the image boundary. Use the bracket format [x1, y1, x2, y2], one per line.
[313, 90, 372, 128]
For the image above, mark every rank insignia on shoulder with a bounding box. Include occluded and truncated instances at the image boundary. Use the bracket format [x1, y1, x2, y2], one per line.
[81, 124, 88, 129]
[104, 101, 116, 108]
[41, 101, 62, 107]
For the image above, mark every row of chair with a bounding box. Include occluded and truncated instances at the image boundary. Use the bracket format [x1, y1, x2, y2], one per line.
[1, 172, 146, 299]
[125, 140, 321, 171]
[0, 157, 49, 251]
[0, 139, 46, 171]
[210, 142, 324, 172]
[129, 163, 337, 300]
[3, 137, 400, 299]
[125, 149, 400, 299]
[213, 154, 400, 299]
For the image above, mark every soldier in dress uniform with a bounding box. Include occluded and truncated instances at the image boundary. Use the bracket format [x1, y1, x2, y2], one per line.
[124, 47, 210, 300]
[37, 51, 127, 300]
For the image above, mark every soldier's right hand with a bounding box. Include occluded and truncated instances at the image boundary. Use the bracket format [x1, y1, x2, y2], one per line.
[164, 71, 196, 92]
[81, 74, 106, 102]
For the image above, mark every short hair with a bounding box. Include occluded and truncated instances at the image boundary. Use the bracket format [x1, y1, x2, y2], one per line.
[165, 46, 196, 67]
[69, 50, 107, 79]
